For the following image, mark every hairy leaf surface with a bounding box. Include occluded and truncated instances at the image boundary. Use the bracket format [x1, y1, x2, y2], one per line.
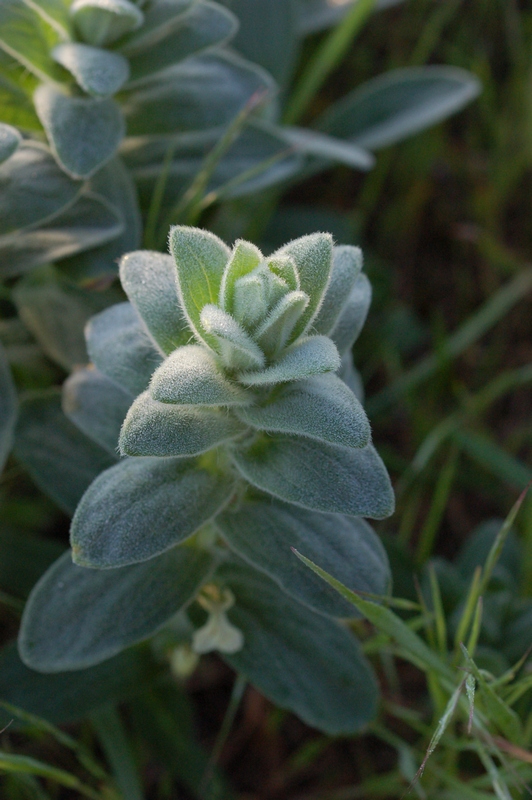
[19, 546, 213, 671]
[217, 499, 390, 617]
[71, 455, 236, 567]
[231, 434, 394, 518]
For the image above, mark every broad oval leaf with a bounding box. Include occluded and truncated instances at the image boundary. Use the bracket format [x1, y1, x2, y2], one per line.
[119, 391, 245, 457]
[70, 455, 236, 567]
[0, 122, 20, 163]
[217, 498, 390, 617]
[52, 43, 130, 97]
[0, 143, 80, 236]
[275, 233, 333, 339]
[212, 559, 379, 735]
[119, 250, 191, 354]
[150, 344, 251, 406]
[235, 373, 370, 448]
[0, 341, 17, 473]
[86, 302, 163, 396]
[169, 226, 230, 348]
[317, 66, 481, 151]
[71, 0, 144, 46]
[63, 367, 132, 455]
[34, 84, 125, 179]
[231, 434, 394, 519]
[329, 272, 371, 353]
[279, 126, 374, 170]
[118, 0, 195, 54]
[238, 335, 340, 386]
[19, 545, 213, 672]
[313, 245, 363, 335]
[13, 390, 115, 515]
[0, 191, 123, 278]
[122, 51, 274, 136]
[125, 0, 237, 84]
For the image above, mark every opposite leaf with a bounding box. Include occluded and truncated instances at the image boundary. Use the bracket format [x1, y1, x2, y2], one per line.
[217, 498, 390, 617]
[231, 434, 394, 519]
[52, 43, 130, 97]
[235, 373, 370, 448]
[238, 335, 340, 385]
[70, 455, 236, 567]
[119, 391, 244, 457]
[19, 545, 213, 672]
[150, 344, 251, 406]
[213, 559, 379, 735]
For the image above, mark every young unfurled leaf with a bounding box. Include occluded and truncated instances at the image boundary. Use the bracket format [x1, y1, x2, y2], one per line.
[70, 455, 236, 567]
[217, 498, 390, 617]
[238, 335, 340, 385]
[71, 0, 144, 47]
[19, 545, 214, 672]
[313, 245, 363, 336]
[86, 302, 163, 396]
[254, 290, 309, 357]
[119, 250, 191, 354]
[235, 373, 370, 448]
[34, 85, 125, 178]
[275, 233, 333, 339]
[119, 391, 244, 457]
[231, 434, 394, 518]
[150, 345, 251, 406]
[219, 239, 263, 314]
[52, 43, 130, 97]
[170, 225, 230, 348]
[200, 304, 265, 370]
[63, 367, 132, 455]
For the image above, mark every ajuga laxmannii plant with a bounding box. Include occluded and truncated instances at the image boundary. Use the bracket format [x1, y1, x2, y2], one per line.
[18, 227, 394, 734]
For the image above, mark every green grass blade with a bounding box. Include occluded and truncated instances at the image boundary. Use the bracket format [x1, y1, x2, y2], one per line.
[91, 705, 144, 800]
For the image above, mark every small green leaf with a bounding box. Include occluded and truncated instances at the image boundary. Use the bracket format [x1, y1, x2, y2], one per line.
[200, 304, 265, 369]
[124, 1, 237, 84]
[0, 122, 20, 163]
[313, 245, 363, 335]
[275, 232, 333, 339]
[329, 272, 371, 354]
[86, 302, 163, 396]
[317, 66, 481, 150]
[118, 0, 195, 54]
[235, 373, 370, 447]
[0, 191, 124, 277]
[219, 239, 263, 314]
[119, 250, 191, 354]
[232, 434, 394, 518]
[52, 43, 130, 97]
[13, 390, 115, 515]
[0, 143, 80, 236]
[63, 367, 132, 455]
[34, 84, 125, 179]
[169, 225, 230, 348]
[71, 455, 236, 567]
[212, 559, 379, 735]
[19, 546, 214, 671]
[238, 335, 340, 385]
[150, 344, 251, 406]
[0, 341, 17, 473]
[254, 290, 309, 357]
[217, 498, 389, 617]
[71, 0, 143, 46]
[119, 391, 244, 457]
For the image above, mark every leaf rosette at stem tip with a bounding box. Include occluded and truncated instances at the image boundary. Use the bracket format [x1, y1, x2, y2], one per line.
[17, 226, 395, 735]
